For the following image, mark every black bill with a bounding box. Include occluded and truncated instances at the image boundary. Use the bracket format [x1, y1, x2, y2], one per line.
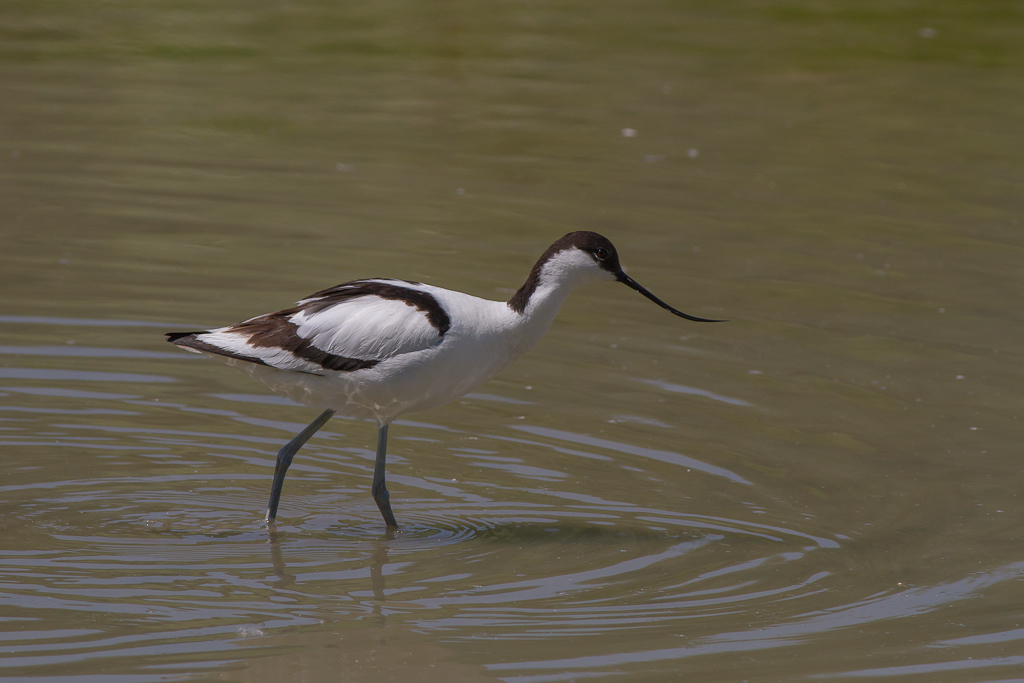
[616, 271, 724, 323]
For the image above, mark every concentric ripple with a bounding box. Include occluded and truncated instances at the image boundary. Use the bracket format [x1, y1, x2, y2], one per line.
[0, 371, 845, 678]
[2, 323, 1021, 682]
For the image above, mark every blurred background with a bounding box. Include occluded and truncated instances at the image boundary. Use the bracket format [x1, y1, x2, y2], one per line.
[1, 1, 1022, 681]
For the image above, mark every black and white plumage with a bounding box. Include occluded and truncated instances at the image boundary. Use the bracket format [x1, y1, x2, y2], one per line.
[167, 231, 720, 529]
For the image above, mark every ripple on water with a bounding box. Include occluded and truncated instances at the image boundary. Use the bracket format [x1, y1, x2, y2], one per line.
[0, 380, 912, 679]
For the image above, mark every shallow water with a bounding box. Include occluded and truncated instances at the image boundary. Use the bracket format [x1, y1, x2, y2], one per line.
[2, 1, 1023, 681]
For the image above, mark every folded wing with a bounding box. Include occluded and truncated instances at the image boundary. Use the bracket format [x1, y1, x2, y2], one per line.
[167, 279, 449, 374]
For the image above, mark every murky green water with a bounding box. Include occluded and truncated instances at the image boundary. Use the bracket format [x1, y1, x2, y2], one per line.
[2, 1, 1023, 681]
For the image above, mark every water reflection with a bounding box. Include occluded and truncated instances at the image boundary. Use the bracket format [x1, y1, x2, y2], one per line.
[0, 345, 182, 359]
[0, 316, 170, 327]
[509, 424, 751, 484]
[636, 377, 753, 407]
[488, 562, 1024, 679]
[0, 368, 175, 383]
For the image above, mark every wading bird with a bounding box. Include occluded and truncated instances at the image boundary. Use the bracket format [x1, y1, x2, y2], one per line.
[167, 231, 720, 528]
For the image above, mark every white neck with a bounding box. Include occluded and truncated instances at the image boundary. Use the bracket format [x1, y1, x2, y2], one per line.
[506, 249, 613, 356]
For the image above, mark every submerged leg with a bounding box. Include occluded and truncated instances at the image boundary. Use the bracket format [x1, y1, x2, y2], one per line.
[371, 424, 399, 529]
[265, 408, 335, 524]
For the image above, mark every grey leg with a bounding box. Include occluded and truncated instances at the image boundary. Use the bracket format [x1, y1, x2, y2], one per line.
[371, 424, 399, 528]
[265, 408, 335, 524]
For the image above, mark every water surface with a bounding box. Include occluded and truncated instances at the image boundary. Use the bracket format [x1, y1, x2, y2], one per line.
[2, 1, 1023, 681]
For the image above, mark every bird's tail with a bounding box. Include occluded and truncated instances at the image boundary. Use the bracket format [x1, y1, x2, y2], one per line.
[166, 331, 204, 344]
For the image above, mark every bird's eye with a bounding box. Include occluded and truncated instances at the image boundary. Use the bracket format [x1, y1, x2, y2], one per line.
[593, 247, 610, 261]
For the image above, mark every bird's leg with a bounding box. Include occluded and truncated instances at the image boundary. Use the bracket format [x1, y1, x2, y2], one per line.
[371, 424, 399, 529]
[265, 408, 335, 525]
